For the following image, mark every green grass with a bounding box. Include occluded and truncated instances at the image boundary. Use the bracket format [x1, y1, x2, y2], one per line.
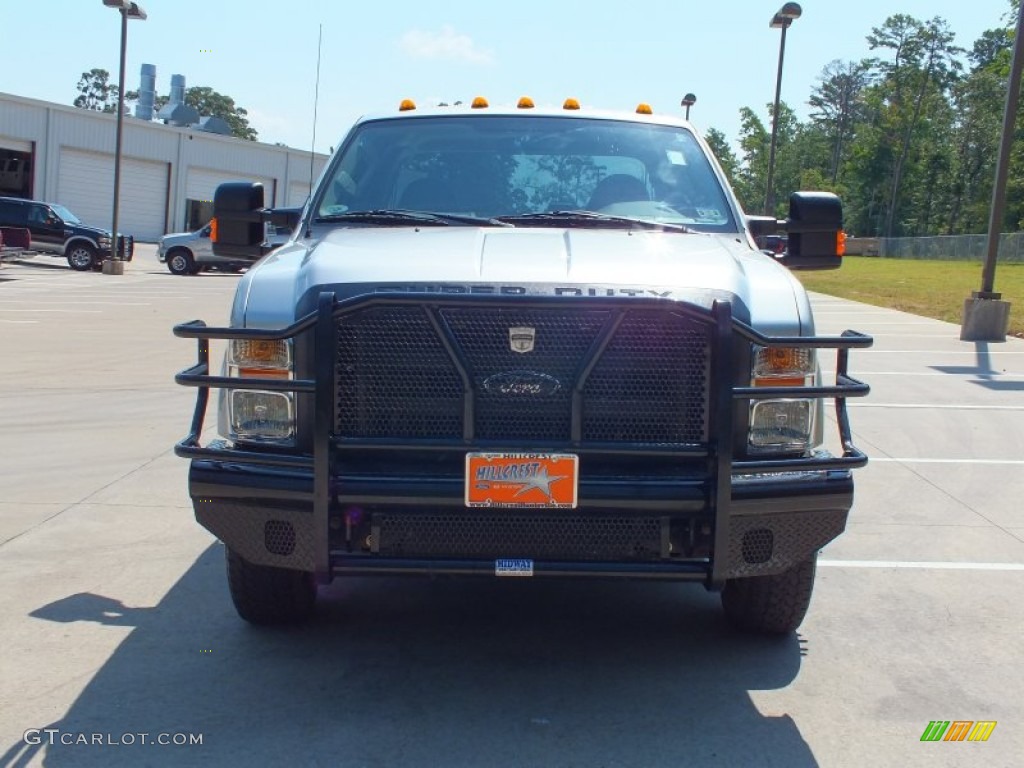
[797, 256, 1024, 338]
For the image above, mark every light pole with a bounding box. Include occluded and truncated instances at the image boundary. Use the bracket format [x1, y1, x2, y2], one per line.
[681, 93, 696, 120]
[101, 0, 147, 275]
[764, 2, 801, 217]
[961, 1, 1020, 340]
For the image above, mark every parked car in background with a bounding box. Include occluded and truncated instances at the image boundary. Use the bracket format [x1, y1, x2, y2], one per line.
[158, 209, 299, 275]
[158, 222, 222, 275]
[760, 234, 788, 255]
[0, 196, 133, 271]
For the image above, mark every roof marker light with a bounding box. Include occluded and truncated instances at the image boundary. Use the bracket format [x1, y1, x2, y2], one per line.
[471, 96, 489, 108]
[636, 103, 653, 114]
[563, 98, 581, 110]
[398, 99, 416, 111]
[517, 96, 535, 109]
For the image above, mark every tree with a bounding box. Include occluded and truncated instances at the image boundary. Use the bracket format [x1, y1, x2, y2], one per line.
[809, 60, 873, 183]
[734, 102, 801, 216]
[703, 127, 740, 191]
[866, 15, 963, 236]
[180, 86, 257, 141]
[529, 155, 602, 209]
[74, 69, 118, 113]
[947, 67, 1004, 232]
[734, 106, 770, 212]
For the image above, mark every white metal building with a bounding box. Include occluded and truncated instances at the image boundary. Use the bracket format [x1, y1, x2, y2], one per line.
[0, 92, 329, 241]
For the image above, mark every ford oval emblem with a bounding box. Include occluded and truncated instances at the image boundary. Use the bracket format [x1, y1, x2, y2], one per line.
[483, 371, 562, 396]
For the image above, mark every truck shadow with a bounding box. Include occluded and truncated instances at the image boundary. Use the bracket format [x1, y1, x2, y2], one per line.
[8, 545, 817, 768]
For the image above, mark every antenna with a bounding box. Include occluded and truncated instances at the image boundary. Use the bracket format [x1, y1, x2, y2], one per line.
[306, 23, 323, 238]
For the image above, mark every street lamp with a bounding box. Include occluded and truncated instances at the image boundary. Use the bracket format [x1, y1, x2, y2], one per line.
[101, 0, 147, 275]
[681, 93, 697, 120]
[764, 2, 801, 216]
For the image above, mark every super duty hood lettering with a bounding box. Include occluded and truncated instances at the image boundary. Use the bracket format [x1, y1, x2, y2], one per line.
[371, 283, 675, 298]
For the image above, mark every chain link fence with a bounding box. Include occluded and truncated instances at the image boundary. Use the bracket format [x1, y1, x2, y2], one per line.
[858, 234, 1024, 262]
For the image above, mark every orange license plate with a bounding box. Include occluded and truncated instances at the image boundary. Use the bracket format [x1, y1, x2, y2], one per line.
[465, 453, 578, 509]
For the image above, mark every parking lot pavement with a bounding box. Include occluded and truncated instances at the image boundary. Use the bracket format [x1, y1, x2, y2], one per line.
[0, 257, 1021, 767]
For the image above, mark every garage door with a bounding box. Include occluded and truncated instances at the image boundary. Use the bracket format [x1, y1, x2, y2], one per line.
[287, 181, 311, 208]
[186, 168, 276, 207]
[58, 149, 169, 241]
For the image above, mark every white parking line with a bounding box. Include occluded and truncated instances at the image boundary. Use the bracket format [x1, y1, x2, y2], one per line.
[0, 309, 102, 313]
[822, 371, 1024, 377]
[862, 349, 1024, 354]
[869, 457, 1024, 465]
[819, 559, 1024, 571]
[849, 403, 1024, 410]
[0, 300, 150, 306]
[837, 321, 945, 326]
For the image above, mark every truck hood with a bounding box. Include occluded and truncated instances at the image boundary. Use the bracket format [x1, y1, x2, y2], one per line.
[235, 227, 812, 335]
[158, 231, 200, 256]
[72, 223, 111, 238]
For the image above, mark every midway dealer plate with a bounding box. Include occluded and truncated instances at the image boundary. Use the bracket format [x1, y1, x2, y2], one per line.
[465, 453, 578, 508]
[495, 559, 534, 576]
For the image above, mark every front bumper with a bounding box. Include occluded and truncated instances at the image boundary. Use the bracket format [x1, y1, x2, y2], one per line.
[175, 293, 872, 588]
[187, 457, 854, 583]
[99, 235, 135, 261]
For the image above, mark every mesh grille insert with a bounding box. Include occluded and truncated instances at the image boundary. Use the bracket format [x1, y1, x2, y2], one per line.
[334, 304, 711, 444]
[336, 306, 463, 438]
[583, 311, 709, 443]
[442, 307, 609, 440]
[740, 528, 773, 564]
[264, 520, 296, 556]
[376, 513, 663, 561]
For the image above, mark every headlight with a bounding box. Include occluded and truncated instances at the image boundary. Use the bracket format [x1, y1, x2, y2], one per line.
[748, 346, 815, 453]
[749, 400, 813, 452]
[98, 235, 112, 247]
[229, 390, 295, 440]
[225, 339, 295, 444]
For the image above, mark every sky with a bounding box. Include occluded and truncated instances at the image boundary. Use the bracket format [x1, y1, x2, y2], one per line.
[0, 0, 1016, 155]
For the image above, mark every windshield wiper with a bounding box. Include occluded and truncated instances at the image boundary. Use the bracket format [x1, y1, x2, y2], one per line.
[496, 210, 695, 233]
[315, 210, 511, 227]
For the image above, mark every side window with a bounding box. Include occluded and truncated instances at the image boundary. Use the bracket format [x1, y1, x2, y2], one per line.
[27, 205, 48, 226]
[0, 201, 27, 225]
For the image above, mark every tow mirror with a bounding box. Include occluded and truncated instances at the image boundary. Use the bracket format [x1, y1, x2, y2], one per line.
[780, 192, 844, 270]
[211, 182, 269, 260]
[747, 192, 845, 271]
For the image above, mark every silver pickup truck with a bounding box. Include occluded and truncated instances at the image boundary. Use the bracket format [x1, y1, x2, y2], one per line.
[174, 98, 871, 633]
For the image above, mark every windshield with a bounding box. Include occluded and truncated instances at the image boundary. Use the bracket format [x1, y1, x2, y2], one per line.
[314, 114, 738, 233]
[50, 204, 81, 224]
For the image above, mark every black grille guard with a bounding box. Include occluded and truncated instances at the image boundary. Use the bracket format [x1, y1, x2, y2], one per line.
[174, 292, 872, 580]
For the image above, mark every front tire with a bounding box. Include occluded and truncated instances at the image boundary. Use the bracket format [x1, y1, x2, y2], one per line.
[721, 555, 817, 634]
[66, 243, 97, 271]
[166, 248, 195, 276]
[225, 548, 317, 625]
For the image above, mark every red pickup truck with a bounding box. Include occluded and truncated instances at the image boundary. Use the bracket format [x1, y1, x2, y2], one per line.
[0, 226, 31, 261]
